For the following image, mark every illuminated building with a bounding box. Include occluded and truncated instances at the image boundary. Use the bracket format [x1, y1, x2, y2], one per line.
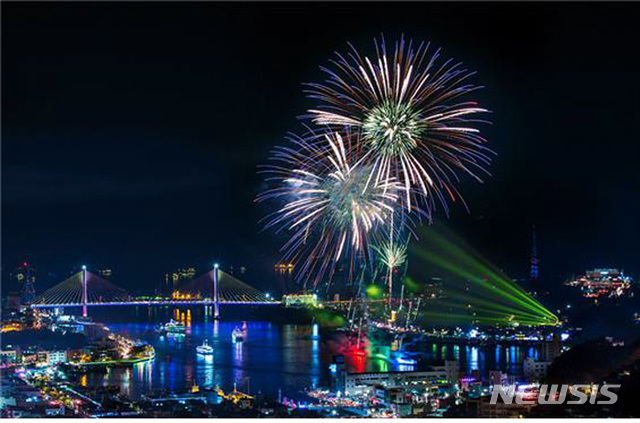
[14, 262, 36, 305]
[274, 262, 294, 273]
[565, 268, 632, 299]
[344, 361, 458, 396]
[274, 262, 295, 295]
[282, 293, 319, 308]
[37, 350, 67, 365]
[171, 290, 201, 300]
[164, 267, 197, 295]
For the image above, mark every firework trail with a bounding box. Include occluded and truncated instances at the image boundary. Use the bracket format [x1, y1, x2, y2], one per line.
[306, 36, 494, 216]
[258, 131, 405, 288]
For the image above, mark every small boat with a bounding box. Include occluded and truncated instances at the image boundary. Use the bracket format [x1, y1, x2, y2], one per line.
[396, 356, 417, 365]
[159, 319, 187, 334]
[196, 339, 214, 356]
[232, 327, 244, 343]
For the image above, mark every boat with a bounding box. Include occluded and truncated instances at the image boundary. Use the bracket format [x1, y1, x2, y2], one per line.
[232, 327, 244, 343]
[158, 319, 187, 334]
[396, 356, 417, 365]
[196, 339, 214, 356]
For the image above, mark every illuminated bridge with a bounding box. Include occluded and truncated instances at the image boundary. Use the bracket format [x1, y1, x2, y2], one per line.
[30, 266, 280, 318]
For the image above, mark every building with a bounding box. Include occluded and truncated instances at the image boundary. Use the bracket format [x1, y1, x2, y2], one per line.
[542, 333, 562, 361]
[37, 350, 67, 366]
[283, 293, 319, 308]
[523, 358, 551, 380]
[565, 268, 632, 299]
[0, 350, 18, 364]
[521, 334, 560, 380]
[344, 362, 458, 396]
[274, 263, 295, 295]
[12, 262, 36, 305]
[163, 267, 197, 295]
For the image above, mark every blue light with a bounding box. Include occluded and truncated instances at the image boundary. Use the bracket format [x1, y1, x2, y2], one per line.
[82, 265, 87, 270]
[214, 263, 219, 269]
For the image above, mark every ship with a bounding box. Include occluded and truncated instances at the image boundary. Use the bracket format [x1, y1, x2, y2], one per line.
[158, 319, 187, 334]
[196, 339, 214, 356]
[232, 327, 244, 343]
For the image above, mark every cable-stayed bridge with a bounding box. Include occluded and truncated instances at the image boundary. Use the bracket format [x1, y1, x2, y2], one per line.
[30, 266, 280, 318]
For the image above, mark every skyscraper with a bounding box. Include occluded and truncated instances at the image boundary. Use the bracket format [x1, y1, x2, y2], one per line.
[16, 262, 36, 304]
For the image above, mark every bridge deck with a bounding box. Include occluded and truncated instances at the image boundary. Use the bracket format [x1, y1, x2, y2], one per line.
[31, 300, 281, 308]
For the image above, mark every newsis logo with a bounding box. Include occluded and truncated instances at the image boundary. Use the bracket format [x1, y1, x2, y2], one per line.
[490, 384, 621, 405]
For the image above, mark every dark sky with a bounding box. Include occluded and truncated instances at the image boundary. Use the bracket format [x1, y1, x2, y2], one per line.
[3, 2, 640, 294]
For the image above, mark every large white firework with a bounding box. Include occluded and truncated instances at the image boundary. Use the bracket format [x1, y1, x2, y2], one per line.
[258, 131, 403, 287]
[306, 37, 494, 215]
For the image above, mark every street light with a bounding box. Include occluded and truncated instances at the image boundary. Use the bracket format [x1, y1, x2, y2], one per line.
[214, 263, 219, 269]
[82, 265, 87, 271]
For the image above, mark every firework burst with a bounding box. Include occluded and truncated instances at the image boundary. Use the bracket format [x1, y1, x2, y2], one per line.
[306, 37, 494, 215]
[258, 131, 404, 287]
[375, 237, 408, 305]
[375, 239, 408, 272]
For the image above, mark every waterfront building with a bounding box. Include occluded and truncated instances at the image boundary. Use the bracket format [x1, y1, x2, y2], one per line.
[283, 293, 319, 308]
[344, 361, 458, 396]
[542, 333, 562, 361]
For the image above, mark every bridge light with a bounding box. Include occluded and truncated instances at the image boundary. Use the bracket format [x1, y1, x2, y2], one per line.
[82, 265, 87, 271]
[266, 293, 270, 299]
[214, 263, 219, 269]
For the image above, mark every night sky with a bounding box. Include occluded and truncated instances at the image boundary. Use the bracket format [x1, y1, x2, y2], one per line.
[3, 2, 640, 294]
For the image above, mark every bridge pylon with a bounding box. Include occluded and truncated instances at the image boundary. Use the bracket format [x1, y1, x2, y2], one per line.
[213, 263, 220, 319]
[82, 265, 88, 318]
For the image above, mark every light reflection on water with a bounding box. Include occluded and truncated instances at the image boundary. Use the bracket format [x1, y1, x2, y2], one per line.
[82, 319, 539, 400]
[86, 321, 327, 400]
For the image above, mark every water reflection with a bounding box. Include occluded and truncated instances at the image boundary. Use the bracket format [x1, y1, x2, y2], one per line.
[426, 342, 539, 377]
[83, 318, 539, 400]
[310, 325, 320, 389]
